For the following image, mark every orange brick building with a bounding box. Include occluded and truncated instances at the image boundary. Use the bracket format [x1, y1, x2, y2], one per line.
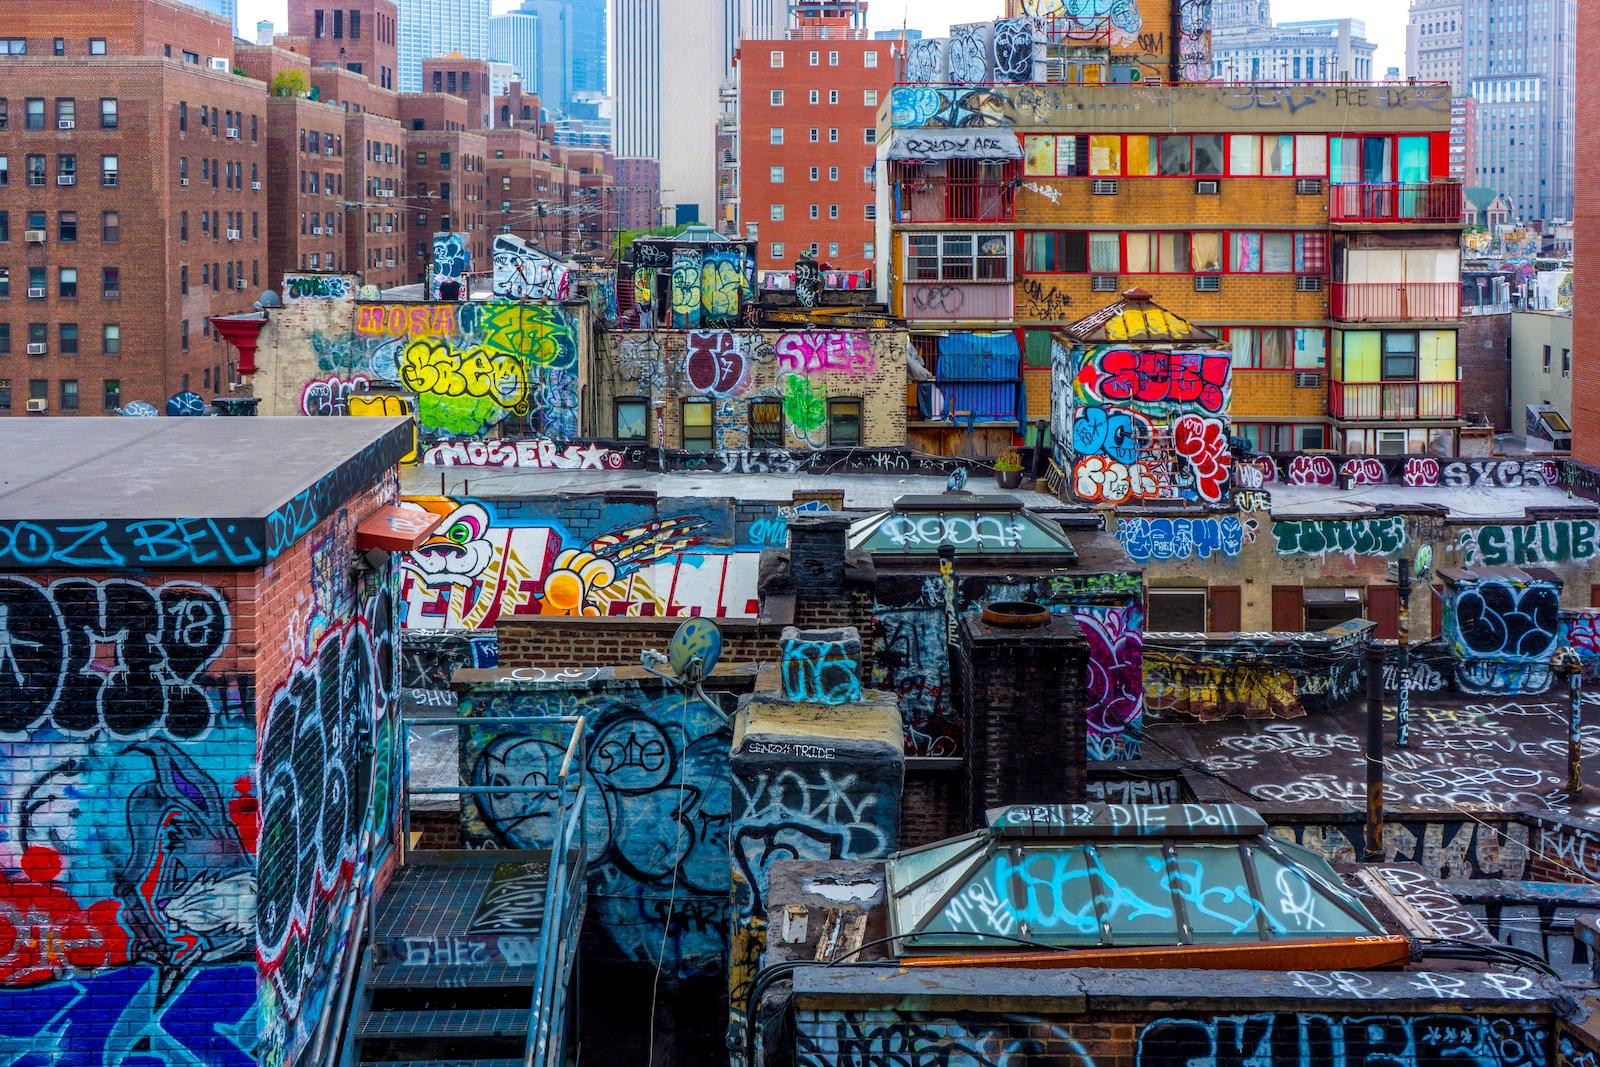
[1571, 0, 1600, 466]
[737, 1, 896, 275]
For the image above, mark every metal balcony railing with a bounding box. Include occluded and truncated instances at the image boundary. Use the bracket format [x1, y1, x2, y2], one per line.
[1328, 380, 1459, 420]
[893, 179, 1015, 223]
[1329, 181, 1463, 223]
[904, 280, 1013, 321]
[1330, 281, 1461, 320]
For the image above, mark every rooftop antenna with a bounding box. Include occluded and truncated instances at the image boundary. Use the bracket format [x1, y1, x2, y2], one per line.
[640, 617, 728, 720]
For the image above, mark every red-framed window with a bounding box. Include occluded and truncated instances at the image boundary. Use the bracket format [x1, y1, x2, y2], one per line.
[1020, 230, 1328, 275]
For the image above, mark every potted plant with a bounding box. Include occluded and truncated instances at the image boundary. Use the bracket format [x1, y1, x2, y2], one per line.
[994, 449, 1024, 490]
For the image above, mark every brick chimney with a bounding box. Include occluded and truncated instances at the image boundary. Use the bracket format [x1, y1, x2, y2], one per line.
[786, 515, 851, 599]
[957, 602, 1089, 827]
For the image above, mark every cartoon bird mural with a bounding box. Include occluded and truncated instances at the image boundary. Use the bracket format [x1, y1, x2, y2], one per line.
[537, 515, 712, 616]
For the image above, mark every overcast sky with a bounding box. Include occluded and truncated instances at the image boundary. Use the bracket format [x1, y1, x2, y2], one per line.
[234, 0, 1409, 80]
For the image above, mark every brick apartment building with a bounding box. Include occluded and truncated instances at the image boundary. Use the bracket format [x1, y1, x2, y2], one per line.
[305, 65, 409, 289]
[286, 0, 399, 90]
[737, 0, 895, 274]
[401, 91, 488, 277]
[0, 0, 268, 415]
[615, 155, 661, 232]
[1572, 0, 1599, 464]
[422, 54, 491, 131]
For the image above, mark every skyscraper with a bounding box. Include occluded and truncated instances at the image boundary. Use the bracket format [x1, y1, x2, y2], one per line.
[396, 0, 490, 93]
[178, 0, 237, 34]
[613, 0, 777, 225]
[490, 0, 603, 117]
[1210, 0, 1375, 81]
[489, 6, 541, 101]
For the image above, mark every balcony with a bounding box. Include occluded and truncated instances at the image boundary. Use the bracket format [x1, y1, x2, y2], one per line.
[1329, 181, 1462, 223]
[893, 180, 1015, 223]
[904, 280, 1012, 321]
[1329, 380, 1459, 420]
[1330, 281, 1460, 321]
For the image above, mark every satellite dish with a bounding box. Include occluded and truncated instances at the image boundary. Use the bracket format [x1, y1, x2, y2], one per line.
[166, 391, 207, 417]
[668, 618, 722, 681]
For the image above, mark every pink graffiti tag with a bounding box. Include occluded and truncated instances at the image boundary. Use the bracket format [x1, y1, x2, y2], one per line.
[1403, 457, 1441, 487]
[1341, 457, 1386, 485]
[1287, 454, 1336, 486]
[355, 303, 458, 337]
[683, 331, 751, 396]
[775, 332, 875, 377]
[1085, 348, 1230, 414]
[1173, 414, 1230, 502]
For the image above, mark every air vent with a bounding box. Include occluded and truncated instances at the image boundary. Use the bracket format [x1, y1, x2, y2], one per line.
[26, 343, 47, 355]
[1091, 179, 1119, 195]
[1196, 179, 1220, 195]
[1091, 275, 1119, 292]
[1295, 372, 1322, 389]
[103, 289, 119, 299]
[1194, 275, 1221, 292]
[58, 120, 74, 130]
[1295, 274, 1324, 292]
[1296, 178, 1323, 195]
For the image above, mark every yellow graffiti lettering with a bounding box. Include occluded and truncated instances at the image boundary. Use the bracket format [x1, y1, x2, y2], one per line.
[398, 340, 529, 415]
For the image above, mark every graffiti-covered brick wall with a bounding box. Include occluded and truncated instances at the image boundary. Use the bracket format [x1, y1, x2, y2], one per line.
[251, 475, 402, 1067]
[458, 677, 735, 976]
[0, 471, 402, 1067]
[249, 282, 591, 443]
[597, 330, 908, 454]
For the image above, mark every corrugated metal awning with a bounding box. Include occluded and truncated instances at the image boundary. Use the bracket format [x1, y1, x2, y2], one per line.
[886, 128, 1023, 161]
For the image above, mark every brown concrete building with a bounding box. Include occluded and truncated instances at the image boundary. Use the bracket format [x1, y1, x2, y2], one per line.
[615, 156, 662, 231]
[400, 93, 488, 279]
[421, 54, 490, 131]
[286, 0, 399, 92]
[0, 0, 268, 415]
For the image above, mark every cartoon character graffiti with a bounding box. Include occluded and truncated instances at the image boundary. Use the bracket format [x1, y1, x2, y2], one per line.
[429, 231, 471, 299]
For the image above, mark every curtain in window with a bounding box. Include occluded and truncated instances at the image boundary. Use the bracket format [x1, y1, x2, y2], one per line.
[1262, 232, 1293, 273]
[1228, 232, 1260, 272]
[1294, 135, 1327, 176]
[1125, 234, 1151, 273]
[1264, 135, 1294, 176]
[1230, 134, 1261, 175]
[1397, 136, 1429, 183]
[1231, 329, 1256, 369]
[1259, 329, 1290, 369]
[1191, 232, 1221, 272]
[1089, 232, 1119, 272]
[1362, 136, 1392, 183]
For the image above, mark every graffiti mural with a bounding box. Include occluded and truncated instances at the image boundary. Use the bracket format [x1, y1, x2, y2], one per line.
[283, 273, 355, 303]
[429, 232, 470, 300]
[460, 681, 732, 973]
[700, 248, 744, 326]
[421, 438, 640, 470]
[1114, 515, 1258, 563]
[1456, 520, 1600, 567]
[1442, 575, 1561, 694]
[670, 249, 703, 329]
[1273, 517, 1407, 559]
[903, 37, 947, 83]
[257, 584, 397, 1067]
[1138, 1013, 1549, 1066]
[1144, 631, 1365, 720]
[1056, 340, 1233, 506]
[1078, 603, 1144, 759]
[991, 17, 1036, 82]
[490, 233, 571, 301]
[948, 22, 992, 83]
[397, 497, 762, 629]
[1177, 0, 1212, 82]
[797, 1011, 1093, 1067]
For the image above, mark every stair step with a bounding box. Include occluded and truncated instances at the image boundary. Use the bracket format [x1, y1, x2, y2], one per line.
[368, 962, 543, 989]
[353, 1008, 530, 1039]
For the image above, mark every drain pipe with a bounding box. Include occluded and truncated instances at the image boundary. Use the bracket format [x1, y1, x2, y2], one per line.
[1362, 642, 1385, 861]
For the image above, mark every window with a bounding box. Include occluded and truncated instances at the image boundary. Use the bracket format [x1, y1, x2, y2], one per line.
[864, 89, 878, 106]
[57, 154, 75, 184]
[56, 99, 75, 127]
[809, 50, 820, 65]
[0, 326, 8, 352]
[829, 204, 839, 219]
[103, 324, 120, 355]
[864, 204, 876, 221]
[829, 90, 839, 104]
[906, 233, 1012, 281]
[100, 98, 117, 129]
[1125, 232, 1190, 273]
[1563, 348, 1572, 377]
[58, 212, 76, 243]
[26, 155, 44, 187]
[771, 166, 785, 183]
[1147, 589, 1208, 631]
[0, 267, 7, 297]
[58, 268, 77, 298]
[26, 99, 43, 130]
[1381, 331, 1419, 380]
[829, 166, 839, 181]
[810, 128, 819, 143]
[102, 208, 120, 242]
[743, 400, 784, 447]
[0, 381, 8, 411]
[180, 266, 187, 295]
[829, 128, 839, 142]
[772, 242, 785, 259]
[810, 166, 819, 180]
[863, 128, 876, 145]
[0, 157, 7, 187]
[770, 127, 784, 145]
[1304, 588, 1363, 630]
[2, 39, 25, 54]
[827, 399, 861, 446]
[180, 320, 188, 353]
[60, 380, 78, 411]
[180, 211, 188, 242]
[28, 324, 46, 349]
[0, 100, 7, 129]
[1025, 231, 1090, 273]
[90, 38, 106, 55]
[810, 204, 820, 219]
[101, 156, 118, 186]
[614, 398, 647, 439]
[770, 204, 785, 221]
[29, 381, 45, 404]
[770, 89, 784, 105]
[865, 50, 879, 68]
[682, 398, 714, 450]
[770, 50, 785, 67]
[179, 101, 187, 132]
[828, 51, 839, 66]
[59, 323, 78, 355]
[102, 267, 118, 298]
[1543, 344, 1552, 370]
[103, 379, 120, 410]
[810, 90, 819, 104]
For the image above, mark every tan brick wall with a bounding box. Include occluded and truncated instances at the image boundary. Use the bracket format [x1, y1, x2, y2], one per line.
[1232, 368, 1328, 421]
[1014, 176, 1330, 229]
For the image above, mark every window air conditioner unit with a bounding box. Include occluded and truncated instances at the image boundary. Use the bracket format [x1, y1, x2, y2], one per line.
[1296, 178, 1323, 195]
[325, 146, 335, 156]
[236, 279, 247, 289]
[24, 230, 45, 243]
[252, 181, 261, 190]
[208, 57, 230, 71]
[227, 229, 241, 240]
[26, 399, 48, 412]
[180, 177, 189, 186]
[1295, 274, 1324, 291]
[103, 289, 119, 299]
[26, 287, 45, 298]
[57, 175, 75, 185]
[1295, 372, 1322, 388]
[58, 119, 74, 130]
[1091, 179, 1118, 195]
[312, 226, 324, 234]
[26, 344, 47, 355]
[1091, 275, 1119, 292]
[1196, 179, 1220, 195]
[227, 127, 240, 138]
[1194, 275, 1221, 292]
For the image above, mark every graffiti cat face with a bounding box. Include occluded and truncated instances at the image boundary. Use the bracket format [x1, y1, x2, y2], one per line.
[403, 502, 495, 587]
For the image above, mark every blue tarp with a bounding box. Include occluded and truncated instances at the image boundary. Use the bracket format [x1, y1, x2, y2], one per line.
[931, 333, 1021, 422]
